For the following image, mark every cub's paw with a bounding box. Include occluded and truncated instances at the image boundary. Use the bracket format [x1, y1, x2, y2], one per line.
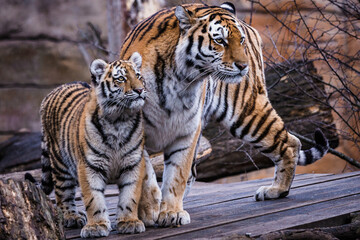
[157, 210, 190, 227]
[255, 186, 289, 201]
[80, 222, 110, 238]
[64, 210, 87, 228]
[115, 219, 145, 234]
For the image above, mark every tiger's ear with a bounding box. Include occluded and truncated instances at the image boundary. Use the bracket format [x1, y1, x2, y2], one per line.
[129, 52, 142, 70]
[220, 2, 236, 15]
[90, 59, 107, 86]
[175, 6, 194, 32]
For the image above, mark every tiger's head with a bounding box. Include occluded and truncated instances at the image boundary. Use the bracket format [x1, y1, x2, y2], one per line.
[90, 52, 145, 115]
[175, 2, 249, 84]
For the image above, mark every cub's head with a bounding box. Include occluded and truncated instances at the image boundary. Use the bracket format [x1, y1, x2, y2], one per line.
[175, 2, 249, 83]
[90, 52, 145, 114]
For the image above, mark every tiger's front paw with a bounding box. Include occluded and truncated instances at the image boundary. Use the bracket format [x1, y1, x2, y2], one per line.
[255, 186, 289, 201]
[80, 222, 111, 238]
[64, 210, 87, 228]
[115, 219, 145, 234]
[138, 187, 161, 226]
[157, 210, 190, 227]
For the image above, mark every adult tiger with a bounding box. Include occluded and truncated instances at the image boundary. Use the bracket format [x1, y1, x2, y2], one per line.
[120, 2, 328, 227]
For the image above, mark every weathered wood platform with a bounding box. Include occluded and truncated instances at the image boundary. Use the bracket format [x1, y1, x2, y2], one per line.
[59, 171, 360, 239]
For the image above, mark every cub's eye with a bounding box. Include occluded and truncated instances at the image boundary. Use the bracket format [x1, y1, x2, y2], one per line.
[115, 76, 125, 83]
[240, 37, 245, 44]
[136, 73, 141, 79]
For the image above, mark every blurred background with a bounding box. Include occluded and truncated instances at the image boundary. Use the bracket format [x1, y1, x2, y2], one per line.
[0, 0, 359, 182]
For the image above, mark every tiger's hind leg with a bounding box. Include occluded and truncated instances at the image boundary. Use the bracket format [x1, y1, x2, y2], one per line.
[138, 150, 161, 227]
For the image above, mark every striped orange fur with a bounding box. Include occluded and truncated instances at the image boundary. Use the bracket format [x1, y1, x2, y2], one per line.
[38, 53, 159, 237]
[119, 2, 329, 227]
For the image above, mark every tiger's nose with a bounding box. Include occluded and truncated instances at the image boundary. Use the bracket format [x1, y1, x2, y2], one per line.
[235, 63, 248, 71]
[134, 88, 144, 95]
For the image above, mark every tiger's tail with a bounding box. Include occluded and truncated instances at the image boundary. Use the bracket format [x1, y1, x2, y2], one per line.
[297, 129, 329, 166]
[25, 133, 54, 195]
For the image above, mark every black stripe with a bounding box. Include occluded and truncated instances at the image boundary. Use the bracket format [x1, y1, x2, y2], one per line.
[143, 112, 156, 128]
[230, 88, 257, 136]
[126, 206, 132, 212]
[116, 156, 142, 179]
[62, 196, 74, 203]
[261, 141, 280, 154]
[304, 150, 313, 164]
[84, 157, 108, 181]
[118, 181, 135, 190]
[164, 147, 189, 162]
[198, 35, 212, 58]
[86, 197, 94, 211]
[231, 84, 240, 118]
[186, 34, 194, 55]
[56, 184, 76, 191]
[122, 140, 142, 159]
[251, 118, 278, 144]
[93, 210, 101, 217]
[217, 84, 229, 122]
[252, 107, 273, 137]
[241, 78, 249, 108]
[149, 15, 173, 43]
[154, 50, 171, 116]
[85, 138, 109, 160]
[100, 82, 107, 98]
[122, 10, 163, 56]
[273, 126, 285, 142]
[120, 112, 141, 148]
[215, 81, 223, 116]
[91, 106, 111, 149]
[239, 115, 257, 139]
[91, 187, 105, 193]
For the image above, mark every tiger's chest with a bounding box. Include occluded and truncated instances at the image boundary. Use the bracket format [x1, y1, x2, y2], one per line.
[142, 73, 204, 153]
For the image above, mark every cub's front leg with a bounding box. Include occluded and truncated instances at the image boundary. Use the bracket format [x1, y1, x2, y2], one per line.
[158, 125, 202, 227]
[115, 154, 146, 234]
[78, 160, 111, 238]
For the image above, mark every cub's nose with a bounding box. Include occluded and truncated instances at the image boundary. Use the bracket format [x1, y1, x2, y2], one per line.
[134, 88, 144, 95]
[235, 63, 248, 71]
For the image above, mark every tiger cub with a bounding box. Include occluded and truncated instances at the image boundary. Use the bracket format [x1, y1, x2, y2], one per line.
[39, 52, 147, 237]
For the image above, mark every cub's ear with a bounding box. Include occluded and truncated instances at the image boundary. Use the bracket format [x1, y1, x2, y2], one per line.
[90, 59, 107, 86]
[220, 2, 236, 15]
[129, 52, 142, 70]
[175, 6, 194, 32]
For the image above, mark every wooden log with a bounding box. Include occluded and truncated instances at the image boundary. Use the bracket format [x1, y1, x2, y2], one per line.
[0, 179, 65, 240]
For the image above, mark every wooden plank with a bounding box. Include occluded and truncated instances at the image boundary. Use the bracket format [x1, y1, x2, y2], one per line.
[163, 194, 360, 239]
[65, 173, 360, 239]
[70, 172, 350, 215]
[96, 175, 360, 240]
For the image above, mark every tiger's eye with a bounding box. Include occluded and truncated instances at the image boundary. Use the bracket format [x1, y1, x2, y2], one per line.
[240, 37, 245, 44]
[136, 73, 141, 79]
[115, 76, 125, 83]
